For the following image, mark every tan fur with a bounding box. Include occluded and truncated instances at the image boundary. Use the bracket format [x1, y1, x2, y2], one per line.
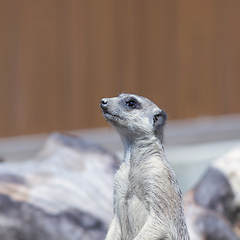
[100, 94, 189, 240]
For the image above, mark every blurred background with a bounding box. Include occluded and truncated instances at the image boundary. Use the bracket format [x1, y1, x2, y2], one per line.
[1, 0, 240, 191]
[1, 0, 240, 136]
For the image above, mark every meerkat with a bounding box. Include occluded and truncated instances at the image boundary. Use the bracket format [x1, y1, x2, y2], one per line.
[100, 93, 189, 240]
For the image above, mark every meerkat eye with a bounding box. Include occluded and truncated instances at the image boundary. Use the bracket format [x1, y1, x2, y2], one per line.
[126, 99, 138, 108]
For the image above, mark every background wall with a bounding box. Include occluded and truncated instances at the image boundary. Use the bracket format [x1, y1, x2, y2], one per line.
[1, 0, 240, 137]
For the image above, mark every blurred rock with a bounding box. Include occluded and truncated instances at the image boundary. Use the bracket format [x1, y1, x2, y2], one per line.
[184, 146, 240, 240]
[0, 132, 120, 240]
[2, 132, 240, 240]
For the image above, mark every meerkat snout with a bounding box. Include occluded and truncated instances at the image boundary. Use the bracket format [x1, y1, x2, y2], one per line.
[100, 98, 108, 108]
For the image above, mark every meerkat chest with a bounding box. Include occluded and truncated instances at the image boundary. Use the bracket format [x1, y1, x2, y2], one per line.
[114, 162, 148, 201]
[114, 163, 149, 237]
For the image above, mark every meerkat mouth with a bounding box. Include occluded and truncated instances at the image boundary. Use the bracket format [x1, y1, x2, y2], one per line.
[102, 111, 123, 122]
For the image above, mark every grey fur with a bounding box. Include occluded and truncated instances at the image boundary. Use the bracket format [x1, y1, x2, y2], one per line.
[100, 94, 189, 240]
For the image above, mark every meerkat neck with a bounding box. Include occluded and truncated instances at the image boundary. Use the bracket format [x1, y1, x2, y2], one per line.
[121, 135, 164, 164]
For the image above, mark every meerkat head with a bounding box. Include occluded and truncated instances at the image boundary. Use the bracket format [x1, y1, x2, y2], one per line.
[100, 93, 167, 145]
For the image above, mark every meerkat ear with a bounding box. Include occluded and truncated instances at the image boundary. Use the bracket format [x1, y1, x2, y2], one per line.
[153, 110, 167, 142]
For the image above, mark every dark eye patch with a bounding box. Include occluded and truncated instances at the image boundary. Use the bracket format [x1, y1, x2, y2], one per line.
[125, 98, 138, 109]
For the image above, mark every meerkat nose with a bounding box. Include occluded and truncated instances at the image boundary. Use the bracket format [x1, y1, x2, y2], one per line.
[100, 98, 108, 108]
